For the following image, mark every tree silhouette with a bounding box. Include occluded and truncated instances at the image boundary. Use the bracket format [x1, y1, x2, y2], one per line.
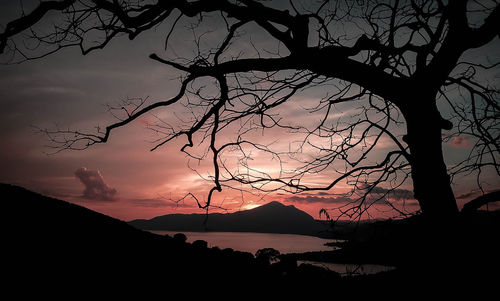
[255, 248, 280, 265]
[1, 0, 498, 219]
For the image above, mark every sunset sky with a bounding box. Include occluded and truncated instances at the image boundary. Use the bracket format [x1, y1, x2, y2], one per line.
[1, 1, 498, 221]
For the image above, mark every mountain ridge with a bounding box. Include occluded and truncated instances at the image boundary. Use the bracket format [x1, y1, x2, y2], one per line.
[129, 200, 330, 237]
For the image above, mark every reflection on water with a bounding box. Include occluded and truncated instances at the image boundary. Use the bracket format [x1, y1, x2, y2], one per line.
[151, 231, 337, 254]
[298, 260, 396, 276]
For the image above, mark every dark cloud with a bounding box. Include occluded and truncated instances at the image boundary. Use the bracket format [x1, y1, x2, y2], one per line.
[131, 198, 197, 209]
[286, 186, 414, 205]
[286, 195, 352, 204]
[315, 191, 331, 196]
[456, 191, 477, 200]
[369, 186, 414, 200]
[74, 167, 117, 201]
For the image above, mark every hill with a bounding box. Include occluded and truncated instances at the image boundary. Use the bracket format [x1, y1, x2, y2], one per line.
[129, 201, 330, 237]
[0, 183, 344, 295]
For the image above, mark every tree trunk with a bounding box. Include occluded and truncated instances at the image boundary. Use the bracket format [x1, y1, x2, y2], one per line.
[402, 100, 459, 218]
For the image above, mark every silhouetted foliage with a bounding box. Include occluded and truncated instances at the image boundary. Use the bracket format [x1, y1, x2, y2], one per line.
[256, 248, 281, 265]
[289, 210, 500, 287]
[173, 232, 188, 243]
[192, 239, 208, 248]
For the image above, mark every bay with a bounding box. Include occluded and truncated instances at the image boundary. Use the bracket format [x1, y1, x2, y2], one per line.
[150, 230, 395, 276]
[150, 231, 337, 255]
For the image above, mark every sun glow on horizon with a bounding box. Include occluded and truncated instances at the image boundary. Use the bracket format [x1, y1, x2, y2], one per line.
[241, 203, 262, 210]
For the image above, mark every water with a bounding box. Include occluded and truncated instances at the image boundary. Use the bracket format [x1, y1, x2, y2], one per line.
[298, 261, 395, 276]
[150, 231, 395, 276]
[151, 231, 337, 254]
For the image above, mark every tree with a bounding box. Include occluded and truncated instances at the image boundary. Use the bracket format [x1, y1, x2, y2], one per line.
[1, 0, 499, 219]
[255, 248, 280, 265]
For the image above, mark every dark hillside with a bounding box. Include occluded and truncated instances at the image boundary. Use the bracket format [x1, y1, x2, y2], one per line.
[0, 184, 342, 295]
[2, 184, 175, 289]
[288, 211, 500, 287]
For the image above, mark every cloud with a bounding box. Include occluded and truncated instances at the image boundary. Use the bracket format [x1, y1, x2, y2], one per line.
[74, 167, 117, 201]
[286, 195, 352, 204]
[131, 198, 197, 209]
[456, 191, 477, 200]
[447, 136, 471, 148]
[369, 186, 414, 200]
[315, 192, 331, 196]
[286, 187, 414, 205]
[355, 183, 413, 200]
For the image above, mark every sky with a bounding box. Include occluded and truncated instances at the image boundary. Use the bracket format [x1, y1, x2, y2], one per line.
[0, 1, 499, 221]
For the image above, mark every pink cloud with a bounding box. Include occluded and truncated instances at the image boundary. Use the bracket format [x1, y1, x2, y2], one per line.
[447, 136, 471, 148]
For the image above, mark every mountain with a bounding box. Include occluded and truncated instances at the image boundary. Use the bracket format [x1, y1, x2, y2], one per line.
[129, 201, 330, 237]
